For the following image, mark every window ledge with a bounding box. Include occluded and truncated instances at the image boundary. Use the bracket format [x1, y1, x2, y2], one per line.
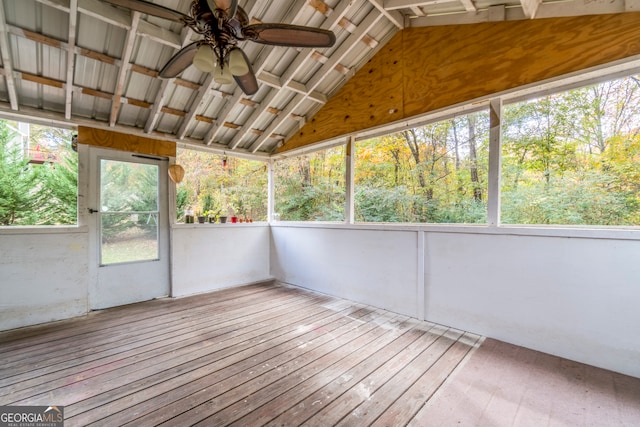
[172, 222, 269, 229]
[0, 225, 88, 235]
[269, 222, 640, 241]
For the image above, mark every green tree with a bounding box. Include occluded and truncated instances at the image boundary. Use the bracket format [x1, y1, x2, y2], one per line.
[0, 121, 41, 225]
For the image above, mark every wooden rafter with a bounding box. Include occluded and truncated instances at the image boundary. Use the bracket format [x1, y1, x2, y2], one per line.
[65, 0, 78, 120]
[368, 0, 404, 28]
[0, 0, 18, 110]
[249, 10, 384, 153]
[202, 0, 310, 146]
[521, 0, 542, 18]
[144, 27, 194, 134]
[226, 0, 355, 150]
[109, 12, 140, 126]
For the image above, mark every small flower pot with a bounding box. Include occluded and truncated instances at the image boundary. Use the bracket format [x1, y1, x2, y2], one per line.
[219, 216, 227, 223]
[231, 216, 238, 223]
[197, 216, 206, 224]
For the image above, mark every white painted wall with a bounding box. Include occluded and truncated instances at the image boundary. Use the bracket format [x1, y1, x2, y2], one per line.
[270, 224, 640, 378]
[424, 232, 640, 379]
[271, 226, 420, 317]
[0, 229, 89, 331]
[2, 221, 638, 379]
[171, 224, 272, 297]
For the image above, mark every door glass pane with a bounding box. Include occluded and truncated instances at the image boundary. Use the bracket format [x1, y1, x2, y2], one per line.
[100, 159, 159, 265]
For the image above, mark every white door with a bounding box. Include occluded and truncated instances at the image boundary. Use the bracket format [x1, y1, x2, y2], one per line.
[88, 147, 170, 309]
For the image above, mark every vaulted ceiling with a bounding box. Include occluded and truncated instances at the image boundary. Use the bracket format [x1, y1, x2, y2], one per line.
[0, 0, 637, 158]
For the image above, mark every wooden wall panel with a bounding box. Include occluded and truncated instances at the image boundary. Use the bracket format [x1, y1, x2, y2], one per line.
[77, 126, 176, 157]
[280, 12, 640, 153]
[290, 33, 405, 149]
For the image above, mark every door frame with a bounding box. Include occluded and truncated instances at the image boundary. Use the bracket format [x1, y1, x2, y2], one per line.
[85, 146, 172, 310]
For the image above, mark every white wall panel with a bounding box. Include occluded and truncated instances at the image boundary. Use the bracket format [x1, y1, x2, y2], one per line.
[424, 232, 640, 378]
[0, 231, 89, 331]
[271, 226, 420, 317]
[270, 224, 640, 378]
[171, 225, 272, 297]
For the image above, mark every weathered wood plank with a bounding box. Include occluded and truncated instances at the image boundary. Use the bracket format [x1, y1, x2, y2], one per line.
[4, 292, 326, 403]
[78, 126, 176, 157]
[264, 320, 436, 426]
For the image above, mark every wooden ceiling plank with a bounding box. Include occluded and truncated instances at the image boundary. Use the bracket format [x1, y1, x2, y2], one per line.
[65, 0, 78, 120]
[10, 27, 63, 48]
[130, 63, 159, 78]
[19, 72, 65, 88]
[76, 85, 112, 100]
[109, 12, 140, 126]
[309, 0, 333, 16]
[0, 0, 19, 110]
[76, 47, 120, 65]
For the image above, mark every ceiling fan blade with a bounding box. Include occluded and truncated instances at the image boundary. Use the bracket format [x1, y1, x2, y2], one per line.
[101, 0, 188, 22]
[244, 24, 336, 48]
[159, 42, 198, 78]
[233, 63, 259, 96]
[207, 0, 238, 18]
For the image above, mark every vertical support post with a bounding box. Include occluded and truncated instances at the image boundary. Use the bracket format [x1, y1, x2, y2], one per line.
[267, 159, 275, 222]
[417, 230, 426, 320]
[487, 98, 502, 227]
[345, 136, 356, 224]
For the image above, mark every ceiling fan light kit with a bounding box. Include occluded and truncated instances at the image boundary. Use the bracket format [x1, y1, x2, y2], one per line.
[193, 44, 215, 73]
[213, 63, 234, 85]
[102, 0, 337, 95]
[228, 48, 249, 76]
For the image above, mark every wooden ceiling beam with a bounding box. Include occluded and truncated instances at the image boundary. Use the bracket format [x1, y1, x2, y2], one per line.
[521, 0, 542, 18]
[411, 0, 633, 26]
[367, 0, 404, 28]
[228, 0, 355, 151]
[144, 27, 194, 134]
[249, 10, 383, 153]
[0, 0, 19, 110]
[202, 0, 310, 146]
[109, 12, 140, 126]
[64, 0, 78, 120]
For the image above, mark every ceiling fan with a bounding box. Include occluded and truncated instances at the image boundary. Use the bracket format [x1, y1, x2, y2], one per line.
[101, 0, 337, 95]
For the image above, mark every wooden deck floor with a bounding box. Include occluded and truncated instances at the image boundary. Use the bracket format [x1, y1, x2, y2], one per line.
[1, 282, 638, 426]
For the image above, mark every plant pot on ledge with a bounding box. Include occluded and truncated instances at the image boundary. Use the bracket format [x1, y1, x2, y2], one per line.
[219, 216, 227, 223]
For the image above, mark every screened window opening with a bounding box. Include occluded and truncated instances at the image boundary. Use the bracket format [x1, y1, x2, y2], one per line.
[355, 111, 490, 224]
[274, 146, 346, 221]
[0, 119, 77, 226]
[501, 75, 640, 226]
[175, 149, 268, 223]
